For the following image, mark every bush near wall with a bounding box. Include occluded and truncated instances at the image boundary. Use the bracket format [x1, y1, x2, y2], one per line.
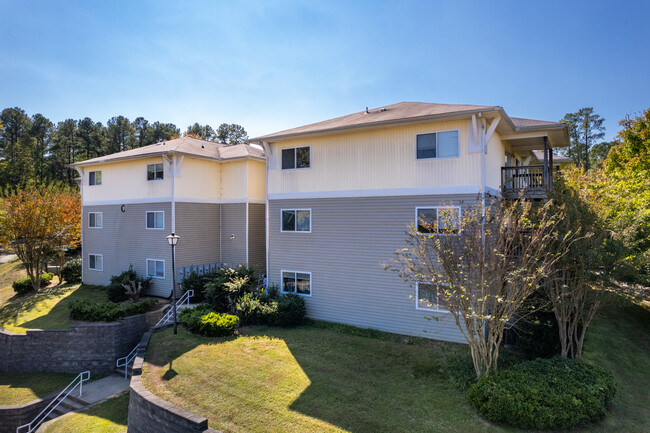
[12, 273, 54, 294]
[69, 299, 157, 322]
[178, 306, 239, 337]
[467, 356, 616, 429]
[107, 267, 151, 302]
[60, 258, 82, 283]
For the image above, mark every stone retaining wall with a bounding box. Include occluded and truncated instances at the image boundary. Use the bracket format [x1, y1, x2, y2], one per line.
[0, 394, 55, 433]
[0, 307, 165, 375]
[127, 330, 219, 433]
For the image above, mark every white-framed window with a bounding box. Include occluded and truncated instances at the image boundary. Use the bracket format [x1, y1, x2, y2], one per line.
[147, 163, 164, 181]
[146, 259, 165, 279]
[146, 211, 164, 230]
[281, 146, 310, 170]
[416, 130, 459, 159]
[88, 212, 103, 228]
[88, 254, 103, 271]
[281, 270, 311, 296]
[89, 170, 102, 185]
[416, 282, 449, 312]
[415, 206, 461, 234]
[281, 209, 311, 232]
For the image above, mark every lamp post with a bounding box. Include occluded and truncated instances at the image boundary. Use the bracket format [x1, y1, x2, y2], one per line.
[166, 232, 180, 334]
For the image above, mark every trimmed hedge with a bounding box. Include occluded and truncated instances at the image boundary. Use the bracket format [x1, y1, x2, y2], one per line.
[467, 357, 616, 429]
[12, 272, 55, 294]
[234, 292, 306, 328]
[61, 258, 82, 283]
[69, 299, 157, 322]
[179, 305, 239, 337]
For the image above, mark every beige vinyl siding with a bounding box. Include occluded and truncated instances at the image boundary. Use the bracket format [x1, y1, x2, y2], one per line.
[82, 203, 172, 297]
[175, 159, 222, 201]
[268, 195, 477, 344]
[174, 203, 220, 268]
[221, 161, 248, 200]
[248, 203, 266, 271]
[248, 160, 266, 201]
[268, 119, 486, 195]
[82, 157, 170, 204]
[486, 133, 507, 190]
[220, 203, 247, 266]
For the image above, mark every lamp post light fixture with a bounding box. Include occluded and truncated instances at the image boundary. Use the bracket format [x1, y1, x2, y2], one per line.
[166, 232, 180, 334]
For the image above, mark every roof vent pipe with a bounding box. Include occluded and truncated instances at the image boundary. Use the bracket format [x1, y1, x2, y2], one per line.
[365, 107, 369, 114]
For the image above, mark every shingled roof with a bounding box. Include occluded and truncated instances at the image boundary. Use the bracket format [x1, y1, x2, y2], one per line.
[252, 102, 567, 142]
[71, 136, 264, 167]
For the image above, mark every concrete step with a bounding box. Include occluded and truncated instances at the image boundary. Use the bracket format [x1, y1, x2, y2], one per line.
[67, 394, 90, 406]
[115, 367, 133, 378]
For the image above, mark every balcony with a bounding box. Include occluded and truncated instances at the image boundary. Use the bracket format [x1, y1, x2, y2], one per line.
[501, 165, 554, 199]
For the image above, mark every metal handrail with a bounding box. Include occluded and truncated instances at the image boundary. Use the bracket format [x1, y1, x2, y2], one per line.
[16, 370, 90, 433]
[116, 344, 140, 379]
[115, 290, 194, 380]
[154, 289, 194, 328]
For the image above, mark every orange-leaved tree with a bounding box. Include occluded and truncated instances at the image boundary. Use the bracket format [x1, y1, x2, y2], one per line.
[0, 184, 81, 291]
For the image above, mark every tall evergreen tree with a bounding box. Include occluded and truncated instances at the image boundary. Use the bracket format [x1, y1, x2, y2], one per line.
[185, 123, 216, 140]
[51, 119, 78, 186]
[216, 123, 248, 145]
[560, 108, 606, 170]
[107, 115, 135, 153]
[30, 113, 54, 184]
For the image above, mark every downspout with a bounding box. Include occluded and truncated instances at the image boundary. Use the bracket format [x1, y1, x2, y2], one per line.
[74, 166, 85, 283]
[261, 141, 271, 276]
[163, 154, 176, 297]
[245, 160, 249, 265]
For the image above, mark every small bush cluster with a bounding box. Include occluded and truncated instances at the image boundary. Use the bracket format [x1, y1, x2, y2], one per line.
[234, 290, 306, 328]
[69, 299, 157, 322]
[179, 305, 239, 337]
[61, 258, 82, 283]
[467, 356, 616, 430]
[107, 266, 151, 302]
[12, 272, 55, 294]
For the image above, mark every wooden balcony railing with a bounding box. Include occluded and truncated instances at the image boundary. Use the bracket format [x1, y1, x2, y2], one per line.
[501, 165, 551, 198]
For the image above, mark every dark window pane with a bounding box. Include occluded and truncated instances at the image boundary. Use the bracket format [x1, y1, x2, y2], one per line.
[282, 148, 295, 170]
[296, 273, 310, 295]
[147, 212, 155, 228]
[147, 165, 155, 180]
[283, 272, 296, 293]
[89, 255, 95, 269]
[417, 208, 437, 233]
[296, 147, 310, 168]
[416, 133, 437, 159]
[282, 210, 296, 231]
[154, 163, 164, 180]
[296, 210, 310, 231]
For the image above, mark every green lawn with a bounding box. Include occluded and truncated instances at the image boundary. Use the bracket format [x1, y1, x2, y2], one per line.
[0, 258, 27, 306]
[143, 292, 650, 433]
[0, 372, 77, 405]
[44, 393, 128, 433]
[0, 283, 108, 333]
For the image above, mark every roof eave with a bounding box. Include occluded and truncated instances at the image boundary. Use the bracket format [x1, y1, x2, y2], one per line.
[69, 150, 265, 169]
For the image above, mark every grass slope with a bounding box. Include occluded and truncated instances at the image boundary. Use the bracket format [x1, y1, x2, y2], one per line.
[0, 284, 108, 333]
[0, 258, 27, 305]
[0, 372, 77, 405]
[144, 327, 509, 433]
[44, 393, 129, 433]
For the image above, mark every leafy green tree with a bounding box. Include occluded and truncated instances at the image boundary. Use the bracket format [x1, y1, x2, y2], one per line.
[77, 117, 106, 161]
[186, 123, 216, 140]
[217, 123, 248, 145]
[50, 119, 79, 186]
[133, 117, 151, 147]
[150, 121, 180, 143]
[589, 140, 616, 168]
[30, 114, 54, 184]
[560, 108, 606, 170]
[107, 115, 135, 153]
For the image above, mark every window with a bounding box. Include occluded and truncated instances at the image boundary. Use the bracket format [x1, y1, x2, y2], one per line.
[281, 146, 310, 170]
[416, 207, 461, 234]
[416, 130, 459, 159]
[416, 283, 448, 311]
[147, 163, 164, 181]
[89, 171, 102, 185]
[88, 212, 102, 228]
[146, 211, 164, 229]
[281, 271, 311, 296]
[146, 259, 165, 279]
[281, 209, 311, 232]
[88, 254, 103, 271]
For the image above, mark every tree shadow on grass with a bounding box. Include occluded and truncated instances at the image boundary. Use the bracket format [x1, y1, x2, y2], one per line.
[0, 284, 105, 332]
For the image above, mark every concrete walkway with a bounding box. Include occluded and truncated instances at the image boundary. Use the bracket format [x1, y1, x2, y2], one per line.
[0, 254, 17, 265]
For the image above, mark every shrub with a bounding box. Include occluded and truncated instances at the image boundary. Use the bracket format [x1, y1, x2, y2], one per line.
[12, 272, 55, 294]
[467, 357, 616, 429]
[447, 349, 526, 390]
[69, 299, 157, 322]
[180, 271, 213, 302]
[179, 305, 239, 337]
[271, 293, 306, 327]
[107, 266, 151, 303]
[235, 293, 278, 325]
[61, 258, 82, 283]
[203, 265, 259, 312]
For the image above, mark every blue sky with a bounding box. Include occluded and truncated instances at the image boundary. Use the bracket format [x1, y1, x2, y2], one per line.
[1, 0, 648, 140]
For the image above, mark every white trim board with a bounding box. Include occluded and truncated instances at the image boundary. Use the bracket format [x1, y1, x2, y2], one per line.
[268, 186, 501, 200]
[82, 197, 266, 206]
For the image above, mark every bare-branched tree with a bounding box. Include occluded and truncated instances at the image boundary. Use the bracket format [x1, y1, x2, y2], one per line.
[390, 198, 571, 378]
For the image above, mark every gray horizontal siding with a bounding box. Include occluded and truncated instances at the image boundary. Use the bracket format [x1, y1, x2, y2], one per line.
[174, 202, 220, 268]
[220, 203, 246, 267]
[248, 203, 266, 272]
[269, 194, 480, 344]
[82, 203, 173, 297]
